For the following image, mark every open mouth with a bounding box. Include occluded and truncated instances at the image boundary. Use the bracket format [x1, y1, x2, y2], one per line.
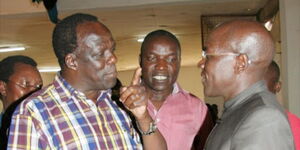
[153, 75, 167, 80]
[105, 71, 117, 78]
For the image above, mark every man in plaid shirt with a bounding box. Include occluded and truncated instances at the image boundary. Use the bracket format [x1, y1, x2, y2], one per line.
[8, 13, 166, 150]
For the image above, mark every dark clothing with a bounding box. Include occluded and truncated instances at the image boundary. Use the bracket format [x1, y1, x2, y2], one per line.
[205, 81, 294, 150]
[0, 97, 26, 149]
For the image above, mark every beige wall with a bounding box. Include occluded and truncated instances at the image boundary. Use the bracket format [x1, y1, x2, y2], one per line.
[280, 0, 300, 116]
[40, 72, 57, 86]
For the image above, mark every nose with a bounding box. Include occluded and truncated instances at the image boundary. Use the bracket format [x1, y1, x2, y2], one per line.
[155, 59, 168, 70]
[197, 58, 205, 69]
[107, 52, 117, 64]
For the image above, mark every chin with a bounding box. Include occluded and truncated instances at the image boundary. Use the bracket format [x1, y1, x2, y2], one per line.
[153, 85, 172, 92]
[204, 90, 221, 98]
[107, 78, 117, 89]
[204, 87, 213, 97]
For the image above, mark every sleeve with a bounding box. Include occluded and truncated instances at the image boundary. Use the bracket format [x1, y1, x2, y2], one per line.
[7, 113, 49, 149]
[232, 107, 295, 150]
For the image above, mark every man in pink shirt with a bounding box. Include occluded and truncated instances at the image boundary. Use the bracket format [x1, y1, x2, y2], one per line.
[139, 29, 208, 150]
[264, 60, 300, 150]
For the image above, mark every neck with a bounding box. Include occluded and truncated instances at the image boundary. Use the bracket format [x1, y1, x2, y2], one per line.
[223, 75, 262, 101]
[61, 70, 100, 104]
[147, 87, 173, 101]
[84, 90, 101, 103]
[146, 86, 173, 109]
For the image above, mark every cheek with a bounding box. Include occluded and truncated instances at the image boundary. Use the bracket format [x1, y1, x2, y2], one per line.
[7, 87, 25, 101]
[205, 61, 223, 83]
[169, 65, 178, 79]
[174, 63, 180, 73]
[213, 62, 235, 85]
[142, 67, 152, 80]
[94, 61, 104, 69]
[88, 57, 105, 70]
[142, 63, 153, 73]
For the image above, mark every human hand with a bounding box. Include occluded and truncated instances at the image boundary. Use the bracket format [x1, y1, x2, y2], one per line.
[120, 67, 149, 120]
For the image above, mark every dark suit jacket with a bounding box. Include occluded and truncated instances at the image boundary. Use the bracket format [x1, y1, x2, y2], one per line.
[205, 81, 295, 150]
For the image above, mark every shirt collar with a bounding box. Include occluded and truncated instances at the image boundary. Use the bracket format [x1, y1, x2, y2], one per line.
[172, 82, 182, 94]
[53, 73, 111, 102]
[224, 80, 267, 110]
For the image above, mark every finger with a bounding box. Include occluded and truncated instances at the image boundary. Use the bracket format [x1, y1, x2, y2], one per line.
[126, 94, 147, 109]
[120, 86, 127, 95]
[131, 67, 142, 86]
[120, 86, 133, 102]
[124, 94, 138, 109]
[133, 95, 146, 106]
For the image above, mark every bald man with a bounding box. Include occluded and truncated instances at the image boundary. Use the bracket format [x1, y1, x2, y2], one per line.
[198, 20, 294, 150]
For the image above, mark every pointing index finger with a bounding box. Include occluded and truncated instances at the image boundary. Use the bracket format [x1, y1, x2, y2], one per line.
[131, 67, 142, 85]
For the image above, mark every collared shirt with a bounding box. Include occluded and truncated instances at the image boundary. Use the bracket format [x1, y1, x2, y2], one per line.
[287, 111, 300, 150]
[8, 74, 142, 150]
[147, 83, 207, 150]
[205, 81, 294, 150]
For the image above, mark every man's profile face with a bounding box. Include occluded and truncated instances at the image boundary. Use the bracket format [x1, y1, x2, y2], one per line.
[75, 21, 117, 91]
[0, 63, 42, 109]
[140, 36, 180, 92]
[198, 30, 236, 97]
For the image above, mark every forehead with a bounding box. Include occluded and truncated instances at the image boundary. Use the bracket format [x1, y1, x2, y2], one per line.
[76, 21, 114, 44]
[143, 36, 179, 54]
[205, 29, 233, 53]
[10, 63, 39, 79]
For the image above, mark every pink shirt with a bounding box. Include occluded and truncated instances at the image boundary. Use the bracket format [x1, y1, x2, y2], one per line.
[287, 111, 300, 150]
[147, 83, 207, 150]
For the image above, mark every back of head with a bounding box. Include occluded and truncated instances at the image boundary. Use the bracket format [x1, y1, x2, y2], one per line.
[211, 20, 275, 82]
[0, 55, 37, 83]
[265, 60, 281, 94]
[213, 20, 275, 70]
[140, 29, 181, 56]
[52, 13, 98, 69]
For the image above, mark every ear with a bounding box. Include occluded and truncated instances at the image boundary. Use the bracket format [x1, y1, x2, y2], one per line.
[65, 53, 78, 70]
[0, 81, 7, 97]
[234, 54, 249, 74]
[274, 81, 282, 93]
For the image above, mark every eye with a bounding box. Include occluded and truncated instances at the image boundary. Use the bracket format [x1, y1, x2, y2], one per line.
[92, 54, 101, 59]
[92, 51, 105, 59]
[206, 55, 212, 60]
[166, 56, 177, 63]
[147, 55, 157, 62]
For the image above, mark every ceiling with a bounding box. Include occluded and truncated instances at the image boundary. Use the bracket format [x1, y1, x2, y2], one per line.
[0, 0, 269, 72]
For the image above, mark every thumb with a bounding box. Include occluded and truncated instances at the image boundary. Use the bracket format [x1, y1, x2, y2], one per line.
[131, 67, 142, 85]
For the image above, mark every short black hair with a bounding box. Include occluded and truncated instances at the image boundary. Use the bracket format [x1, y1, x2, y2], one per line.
[269, 60, 280, 82]
[52, 13, 98, 69]
[0, 55, 37, 83]
[140, 29, 181, 56]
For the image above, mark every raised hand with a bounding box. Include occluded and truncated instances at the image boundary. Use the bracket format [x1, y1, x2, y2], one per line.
[120, 67, 149, 120]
